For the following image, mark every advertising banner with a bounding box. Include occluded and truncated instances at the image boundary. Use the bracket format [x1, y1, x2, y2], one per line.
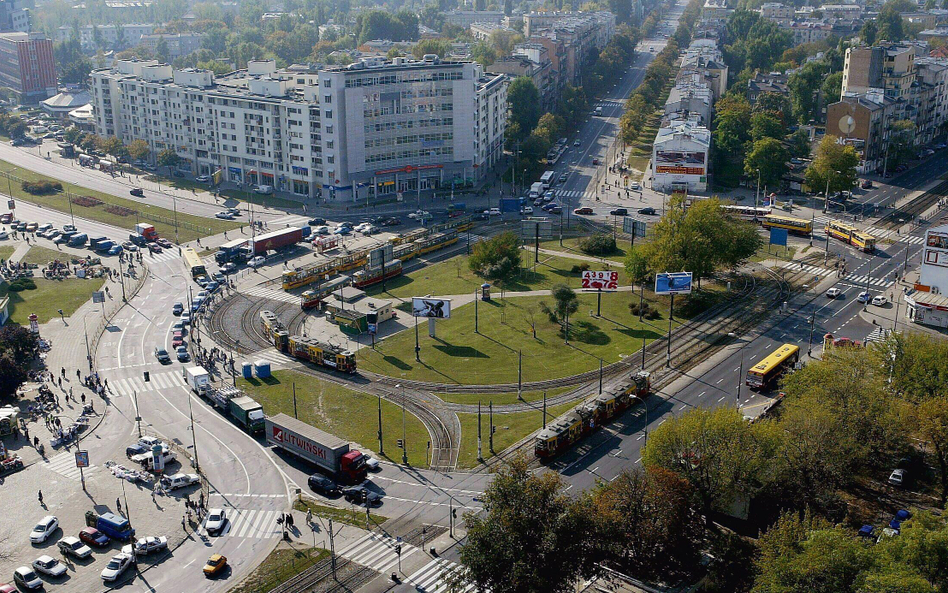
[655, 272, 693, 295]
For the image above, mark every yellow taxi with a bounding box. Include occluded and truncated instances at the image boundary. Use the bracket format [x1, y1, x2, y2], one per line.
[203, 554, 227, 577]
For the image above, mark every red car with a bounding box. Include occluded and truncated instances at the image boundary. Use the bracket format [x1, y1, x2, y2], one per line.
[79, 527, 110, 547]
[172, 331, 184, 348]
[156, 238, 172, 248]
[573, 207, 594, 215]
[147, 242, 163, 253]
[0, 583, 17, 593]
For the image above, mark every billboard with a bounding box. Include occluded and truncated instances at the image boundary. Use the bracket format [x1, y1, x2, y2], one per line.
[75, 451, 90, 468]
[499, 198, 521, 213]
[769, 228, 788, 247]
[582, 271, 619, 291]
[412, 297, 451, 319]
[622, 217, 647, 238]
[521, 218, 553, 239]
[656, 165, 706, 175]
[655, 150, 705, 165]
[927, 230, 948, 249]
[655, 272, 693, 295]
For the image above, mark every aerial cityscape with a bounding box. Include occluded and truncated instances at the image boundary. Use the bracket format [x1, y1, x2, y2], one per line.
[0, 0, 945, 590]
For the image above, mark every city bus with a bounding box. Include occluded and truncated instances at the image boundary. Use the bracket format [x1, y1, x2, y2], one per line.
[182, 247, 207, 280]
[825, 220, 876, 252]
[722, 205, 771, 221]
[540, 170, 556, 188]
[745, 343, 800, 391]
[762, 214, 813, 236]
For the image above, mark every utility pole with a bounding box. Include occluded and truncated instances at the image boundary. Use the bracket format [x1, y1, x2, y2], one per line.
[292, 383, 298, 419]
[477, 401, 482, 461]
[488, 401, 493, 453]
[517, 350, 522, 401]
[542, 391, 547, 429]
[377, 393, 384, 456]
[133, 390, 142, 438]
[187, 389, 200, 471]
[328, 518, 336, 580]
[399, 385, 407, 464]
[666, 294, 675, 367]
[807, 313, 816, 356]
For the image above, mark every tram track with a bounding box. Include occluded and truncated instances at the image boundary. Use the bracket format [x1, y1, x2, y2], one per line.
[876, 179, 948, 230]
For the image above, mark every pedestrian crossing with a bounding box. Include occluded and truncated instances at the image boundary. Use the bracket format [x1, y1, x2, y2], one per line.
[239, 283, 300, 304]
[781, 262, 835, 277]
[200, 508, 282, 540]
[841, 273, 894, 289]
[899, 235, 925, 245]
[110, 370, 185, 399]
[266, 215, 310, 227]
[552, 190, 595, 200]
[338, 532, 422, 574]
[42, 450, 99, 482]
[143, 250, 182, 264]
[865, 327, 891, 344]
[406, 558, 477, 593]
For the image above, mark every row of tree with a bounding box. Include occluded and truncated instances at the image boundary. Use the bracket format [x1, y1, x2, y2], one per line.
[0, 326, 40, 398]
[456, 332, 948, 592]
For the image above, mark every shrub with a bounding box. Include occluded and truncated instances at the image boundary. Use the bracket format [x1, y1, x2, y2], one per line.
[21, 180, 63, 195]
[70, 195, 103, 207]
[8, 277, 36, 291]
[570, 262, 591, 273]
[578, 233, 617, 256]
[104, 205, 135, 216]
[629, 301, 661, 319]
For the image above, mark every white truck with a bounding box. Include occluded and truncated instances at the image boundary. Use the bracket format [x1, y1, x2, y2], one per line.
[529, 181, 544, 199]
[183, 367, 211, 396]
[160, 473, 200, 491]
[131, 449, 175, 471]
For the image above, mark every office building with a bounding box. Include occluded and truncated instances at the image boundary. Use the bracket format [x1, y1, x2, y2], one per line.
[0, 0, 31, 33]
[906, 224, 948, 327]
[0, 31, 55, 102]
[90, 56, 507, 202]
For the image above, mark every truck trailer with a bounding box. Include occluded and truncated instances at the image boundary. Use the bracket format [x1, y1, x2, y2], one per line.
[265, 413, 367, 484]
[228, 396, 265, 434]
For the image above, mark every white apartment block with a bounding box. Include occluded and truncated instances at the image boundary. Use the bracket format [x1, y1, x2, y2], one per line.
[56, 23, 154, 49]
[90, 57, 507, 202]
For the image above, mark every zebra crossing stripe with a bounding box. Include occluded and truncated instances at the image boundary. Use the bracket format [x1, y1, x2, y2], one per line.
[42, 451, 98, 481]
[407, 558, 477, 593]
[339, 532, 421, 574]
[240, 285, 299, 304]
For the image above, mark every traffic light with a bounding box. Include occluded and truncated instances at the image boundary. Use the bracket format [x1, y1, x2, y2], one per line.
[452, 508, 457, 519]
[362, 490, 369, 504]
[395, 544, 402, 556]
[143, 371, 150, 382]
[397, 439, 404, 449]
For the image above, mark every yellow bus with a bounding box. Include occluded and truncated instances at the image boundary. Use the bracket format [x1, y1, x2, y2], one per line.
[745, 343, 800, 390]
[825, 220, 876, 252]
[762, 214, 812, 236]
[182, 247, 206, 280]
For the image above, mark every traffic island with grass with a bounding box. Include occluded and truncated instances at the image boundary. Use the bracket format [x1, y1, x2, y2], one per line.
[293, 498, 388, 529]
[0, 159, 241, 242]
[358, 291, 678, 385]
[435, 385, 576, 406]
[230, 544, 329, 593]
[456, 400, 577, 468]
[238, 371, 431, 467]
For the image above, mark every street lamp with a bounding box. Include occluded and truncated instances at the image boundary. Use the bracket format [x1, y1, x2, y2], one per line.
[727, 332, 746, 409]
[396, 384, 408, 465]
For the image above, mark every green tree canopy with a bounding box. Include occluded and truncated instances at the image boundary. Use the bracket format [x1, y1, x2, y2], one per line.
[804, 135, 859, 195]
[745, 137, 789, 189]
[468, 231, 522, 283]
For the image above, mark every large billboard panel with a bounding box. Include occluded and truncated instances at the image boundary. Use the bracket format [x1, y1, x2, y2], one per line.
[655, 150, 705, 165]
[412, 297, 452, 318]
[581, 271, 619, 291]
[655, 272, 693, 295]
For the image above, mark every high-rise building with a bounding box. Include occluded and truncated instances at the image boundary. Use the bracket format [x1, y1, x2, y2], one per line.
[90, 57, 507, 201]
[0, 31, 55, 102]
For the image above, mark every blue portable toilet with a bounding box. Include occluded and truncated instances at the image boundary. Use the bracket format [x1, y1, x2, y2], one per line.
[254, 360, 271, 379]
[242, 362, 253, 379]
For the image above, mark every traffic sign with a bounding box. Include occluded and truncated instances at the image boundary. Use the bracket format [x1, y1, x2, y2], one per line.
[622, 217, 647, 238]
[7, 199, 14, 210]
[91, 291, 105, 304]
[75, 451, 90, 468]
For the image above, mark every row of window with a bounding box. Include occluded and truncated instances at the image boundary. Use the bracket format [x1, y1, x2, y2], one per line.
[365, 117, 453, 133]
[363, 103, 453, 117]
[365, 132, 453, 148]
[365, 146, 454, 164]
[344, 70, 464, 88]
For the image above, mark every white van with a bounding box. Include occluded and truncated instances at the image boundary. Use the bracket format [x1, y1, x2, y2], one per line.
[254, 185, 274, 195]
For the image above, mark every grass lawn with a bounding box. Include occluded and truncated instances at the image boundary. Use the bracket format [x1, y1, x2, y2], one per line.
[456, 400, 576, 468]
[365, 251, 629, 301]
[539, 237, 631, 264]
[750, 244, 797, 263]
[435, 385, 575, 406]
[20, 245, 73, 267]
[230, 544, 329, 593]
[238, 370, 431, 467]
[0, 245, 14, 261]
[0, 276, 105, 324]
[0, 159, 241, 242]
[359, 291, 679, 385]
[293, 498, 388, 529]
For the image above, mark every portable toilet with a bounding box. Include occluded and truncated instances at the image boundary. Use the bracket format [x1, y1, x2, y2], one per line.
[481, 283, 491, 301]
[254, 360, 271, 379]
[241, 362, 253, 379]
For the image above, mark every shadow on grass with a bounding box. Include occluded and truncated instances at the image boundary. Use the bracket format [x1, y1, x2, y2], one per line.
[244, 376, 282, 387]
[382, 355, 412, 370]
[432, 344, 488, 358]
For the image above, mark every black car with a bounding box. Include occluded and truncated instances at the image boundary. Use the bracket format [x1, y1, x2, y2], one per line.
[342, 485, 382, 506]
[637, 207, 657, 215]
[307, 218, 327, 226]
[308, 474, 339, 496]
[130, 188, 144, 197]
[609, 208, 628, 216]
[154, 348, 171, 364]
[381, 217, 401, 226]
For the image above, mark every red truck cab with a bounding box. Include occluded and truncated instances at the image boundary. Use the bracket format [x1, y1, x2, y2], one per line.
[341, 450, 368, 484]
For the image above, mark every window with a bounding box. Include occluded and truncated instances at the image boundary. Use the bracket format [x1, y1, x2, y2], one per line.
[324, 95, 332, 103]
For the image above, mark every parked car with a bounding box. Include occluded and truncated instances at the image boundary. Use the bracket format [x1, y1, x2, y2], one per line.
[871, 295, 888, 306]
[121, 536, 168, 556]
[196, 175, 210, 183]
[172, 303, 183, 316]
[573, 139, 581, 147]
[521, 206, 534, 215]
[79, 527, 110, 548]
[861, 179, 873, 189]
[220, 262, 237, 274]
[100, 553, 134, 582]
[57, 537, 92, 559]
[630, 181, 641, 190]
[13, 567, 42, 590]
[888, 468, 907, 487]
[308, 217, 327, 226]
[248, 256, 266, 269]
[32, 556, 67, 578]
[129, 188, 144, 197]
[485, 208, 501, 216]
[171, 332, 184, 348]
[313, 225, 330, 235]
[30, 516, 59, 544]
[176, 346, 190, 362]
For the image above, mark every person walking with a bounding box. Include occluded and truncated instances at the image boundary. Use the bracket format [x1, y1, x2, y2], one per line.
[116, 498, 122, 514]
[37, 490, 43, 505]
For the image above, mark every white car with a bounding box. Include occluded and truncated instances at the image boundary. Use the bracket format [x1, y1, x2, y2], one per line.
[196, 175, 210, 182]
[871, 295, 889, 306]
[122, 536, 168, 556]
[888, 468, 906, 486]
[825, 287, 842, 299]
[205, 509, 227, 535]
[37, 223, 52, 232]
[485, 208, 501, 216]
[101, 552, 134, 582]
[630, 181, 641, 190]
[364, 456, 381, 471]
[32, 555, 67, 578]
[30, 516, 58, 544]
[521, 206, 534, 215]
[248, 255, 266, 268]
[354, 222, 371, 232]
[160, 473, 200, 490]
[573, 139, 581, 146]
[13, 566, 43, 590]
[0, 231, 8, 240]
[215, 211, 234, 220]
[57, 536, 92, 559]
[856, 291, 871, 303]
[407, 210, 430, 220]
[313, 225, 330, 235]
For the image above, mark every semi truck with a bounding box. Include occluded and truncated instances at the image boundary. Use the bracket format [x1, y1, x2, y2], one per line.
[214, 227, 311, 265]
[183, 367, 211, 396]
[265, 413, 368, 484]
[209, 386, 242, 411]
[228, 397, 265, 434]
[134, 223, 158, 243]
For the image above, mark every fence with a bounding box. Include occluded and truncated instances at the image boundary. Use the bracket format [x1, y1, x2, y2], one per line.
[0, 169, 215, 236]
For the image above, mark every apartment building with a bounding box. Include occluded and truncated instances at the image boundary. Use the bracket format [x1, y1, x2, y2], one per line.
[0, 31, 55, 102]
[90, 57, 507, 202]
[759, 2, 793, 23]
[444, 10, 505, 28]
[56, 23, 155, 49]
[747, 71, 788, 105]
[0, 0, 32, 33]
[139, 32, 203, 60]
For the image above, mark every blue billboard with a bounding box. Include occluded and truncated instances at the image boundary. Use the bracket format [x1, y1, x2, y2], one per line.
[769, 227, 788, 247]
[499, 198, 520, 213]
[655, 272, 693, 295]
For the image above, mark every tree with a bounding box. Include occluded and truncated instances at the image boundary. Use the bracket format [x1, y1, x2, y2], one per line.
[821, 72, 843, 105]
[745, 138, 789, 189]
[532, 113, 565, 147]
[711, 94, 753, 187]
[887, 120, 917, 171]
[126, 139, 150, 162]
[157, 148, 181, 176]
[0, 325, 37, 363]
[877, 2, 905, 41]
[468, 231, 521, 283]
[153, 38, 170, 62]
[411, 38, 452, 59]
[541, 284, 579, 331]
[591, 468, 703, 580]
[54, 38, 93, 84]
[507, 77, 541, 142]
[470, 41, 497, 67]
[750, 111, 784, 142]
[0, 353, 27, 398]
[916, 397, 948, 505]
[860, 19, 878, 45]
[456, 455, 598, 593]
[753, 92, 791, 124]
[624, 245, 650, 287]
[786, 128, 811, 159]
[788, 60, 830, 124]
[96, 136, 126, 158]
[643, 407, 778, 517]
[804, 136, 859, 195]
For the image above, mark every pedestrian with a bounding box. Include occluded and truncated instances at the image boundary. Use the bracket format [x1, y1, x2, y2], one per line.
[61, 367, 65, 378]
[77, 369, 80, 380]
[37, 490, 43, 505]
[58, 376, 62, 388]
[288, 513, 294, 528]
[306, 509, 312, 524]
[116, 498, 122, 513]
[104, 378, 108, 391]
[33, 436, 38, 447]
[182, 516, 187, 531]
[199, 492, 204, 509]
